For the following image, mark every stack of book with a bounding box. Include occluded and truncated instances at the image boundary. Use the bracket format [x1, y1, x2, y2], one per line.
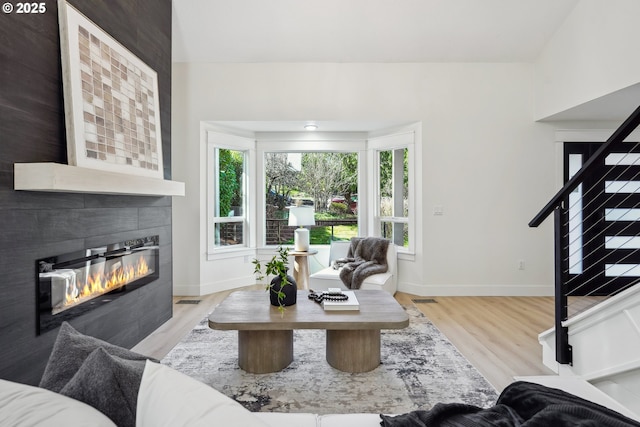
[322, 290, 360, 311]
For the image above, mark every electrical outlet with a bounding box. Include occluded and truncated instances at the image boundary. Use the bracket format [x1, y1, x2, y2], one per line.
[434, 205, 444, 216]
[518, 260, 525, 270]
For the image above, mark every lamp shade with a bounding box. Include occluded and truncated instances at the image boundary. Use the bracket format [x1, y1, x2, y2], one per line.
[288, 206, 316, 227]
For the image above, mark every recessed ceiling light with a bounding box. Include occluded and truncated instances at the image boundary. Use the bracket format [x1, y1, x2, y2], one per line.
[304, 124, 318, 131]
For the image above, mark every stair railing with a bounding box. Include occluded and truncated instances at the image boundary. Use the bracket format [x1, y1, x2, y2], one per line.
[529, 104, 640, 365]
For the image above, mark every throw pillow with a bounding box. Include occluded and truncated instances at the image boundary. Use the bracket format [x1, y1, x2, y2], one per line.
[60, 348, 146, 427]
[39, 321, 155, 393]
[0, 378, 116, 427]
[137, 360, 271, 427]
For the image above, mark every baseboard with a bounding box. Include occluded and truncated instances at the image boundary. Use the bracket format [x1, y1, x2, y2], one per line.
[172, 283, 202, 296]
[400, 282, 554, 297]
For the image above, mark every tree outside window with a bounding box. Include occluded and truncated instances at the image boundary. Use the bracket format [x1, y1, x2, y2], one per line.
[264, 152, 358, 245]
[213, 147, 246, 247]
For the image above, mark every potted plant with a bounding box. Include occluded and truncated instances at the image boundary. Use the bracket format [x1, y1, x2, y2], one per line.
[252, 246, 297, 313]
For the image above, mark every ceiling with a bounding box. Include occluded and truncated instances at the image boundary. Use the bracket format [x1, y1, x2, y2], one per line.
[541, 84, 640, 122]
[172, 0, 579, 63]
[172, 0, 637, 124]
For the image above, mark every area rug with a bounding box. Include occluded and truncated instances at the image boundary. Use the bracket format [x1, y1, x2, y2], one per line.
[162, 305, 498, 414]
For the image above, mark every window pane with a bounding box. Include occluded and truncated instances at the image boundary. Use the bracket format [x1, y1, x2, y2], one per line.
[568, 154, 583, 274]
[379, 150, 393, 203]
[381, 221, 408, 248]
[216, 148, 244, 217]
[606, 153, 640, 166]
[605, 236, 640, 249]
[265, 152, 358, 246]
[400, 222, 409, 248]
[378, 147, 409, 249]
[605, 208, 640, 221]
[402, 147, 409, 217]
[210, 144, 247, 252]
[605, 181, 640, 194]
[214, 222, 244, 247]
[378, 148, 408, 217]
[380, 221, 393, 241]
[605, 264, 640, 277]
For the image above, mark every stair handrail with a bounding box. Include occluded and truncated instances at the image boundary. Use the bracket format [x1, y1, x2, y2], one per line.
[530, 104, 640, 365]
[529, 104, 640, 228]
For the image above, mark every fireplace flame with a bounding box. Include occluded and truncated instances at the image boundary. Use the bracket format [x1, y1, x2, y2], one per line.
[64, 255, 150, 307]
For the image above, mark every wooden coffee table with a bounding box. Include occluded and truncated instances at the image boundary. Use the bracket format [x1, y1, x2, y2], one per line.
[208, 290, 409, 374]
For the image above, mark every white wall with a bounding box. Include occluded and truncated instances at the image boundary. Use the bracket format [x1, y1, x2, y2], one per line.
[172, 62, 559, 296]
[534, 0, 640, 120]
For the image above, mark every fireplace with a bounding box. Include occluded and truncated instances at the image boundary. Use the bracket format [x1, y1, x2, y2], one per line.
[37, 235, 159, 334]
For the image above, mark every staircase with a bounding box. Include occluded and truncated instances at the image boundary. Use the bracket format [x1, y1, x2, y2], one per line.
[529, 105, 640, 421]
[537, 284, 640, 420]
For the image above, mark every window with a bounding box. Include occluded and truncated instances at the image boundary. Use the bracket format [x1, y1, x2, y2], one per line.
[199, 127, 420, 256]
[207, 132, 253, 254]
[262, 151, 359, 246]
[370, 132, 414, 253]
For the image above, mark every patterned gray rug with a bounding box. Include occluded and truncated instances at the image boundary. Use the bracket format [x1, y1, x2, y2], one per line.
[162, 305, 498, 415]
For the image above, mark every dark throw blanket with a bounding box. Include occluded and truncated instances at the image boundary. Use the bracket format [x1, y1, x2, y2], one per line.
[338, 237, 390, 289]
[379, 381, 640, 427]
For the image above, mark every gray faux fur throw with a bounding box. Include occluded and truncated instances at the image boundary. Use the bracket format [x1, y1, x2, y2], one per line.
[338, 237, 390, 289]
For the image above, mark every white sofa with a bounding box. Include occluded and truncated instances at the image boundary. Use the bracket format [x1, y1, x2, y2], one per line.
[0, 363, 385, 427]
[138, 361, 385, 427]
[309, 240, 397, 295]
[2, 321, 386, 427]
[6, 322, 638, 426]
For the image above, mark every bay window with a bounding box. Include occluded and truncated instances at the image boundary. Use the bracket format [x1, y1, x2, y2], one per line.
[205, 126, 416, 259]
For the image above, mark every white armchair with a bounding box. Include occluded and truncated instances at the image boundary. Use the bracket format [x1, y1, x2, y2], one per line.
[309, 239, 397, 295]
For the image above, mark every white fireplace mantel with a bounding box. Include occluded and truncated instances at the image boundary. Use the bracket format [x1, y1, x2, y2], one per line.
[14, 163, 185, 197]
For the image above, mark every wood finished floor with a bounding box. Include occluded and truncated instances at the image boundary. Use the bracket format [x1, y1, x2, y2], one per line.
[133, 288, 556, 392]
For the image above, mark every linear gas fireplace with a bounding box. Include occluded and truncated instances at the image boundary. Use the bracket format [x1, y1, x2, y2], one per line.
[37, 235, 159, 335]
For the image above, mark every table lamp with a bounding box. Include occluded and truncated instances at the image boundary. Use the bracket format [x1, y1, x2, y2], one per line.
[288, 206, 315, 251]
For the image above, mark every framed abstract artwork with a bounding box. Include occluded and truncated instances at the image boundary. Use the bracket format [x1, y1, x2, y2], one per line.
[57, 0, 163, 179]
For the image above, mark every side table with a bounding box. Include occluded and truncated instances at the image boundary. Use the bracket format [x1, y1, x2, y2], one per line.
[289, 249, 317, 290]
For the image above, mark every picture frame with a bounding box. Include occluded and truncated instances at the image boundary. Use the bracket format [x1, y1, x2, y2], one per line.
[57, 0, 164, 179]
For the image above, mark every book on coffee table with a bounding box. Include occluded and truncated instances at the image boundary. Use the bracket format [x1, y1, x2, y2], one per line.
[322, 290, 360, 311]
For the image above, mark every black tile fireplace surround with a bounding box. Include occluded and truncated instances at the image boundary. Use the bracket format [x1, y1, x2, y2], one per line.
[37, 235, 160, 335]
[0, 0, 172, 385]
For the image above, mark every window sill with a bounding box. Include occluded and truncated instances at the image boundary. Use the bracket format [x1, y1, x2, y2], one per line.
[397, 251, 416, 262]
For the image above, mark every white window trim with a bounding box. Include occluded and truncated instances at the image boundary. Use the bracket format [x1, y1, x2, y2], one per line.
[202, 125, 419, 264]
[368, 130, 416, 255]
[206, 131, 256, 259]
